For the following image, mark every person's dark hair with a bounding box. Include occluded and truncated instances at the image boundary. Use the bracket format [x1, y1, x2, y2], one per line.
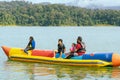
[72, 43, 76, 46]
[30, 36, 34, 40]
[77, 36, 82, 42]
[58, 39, 63, 43]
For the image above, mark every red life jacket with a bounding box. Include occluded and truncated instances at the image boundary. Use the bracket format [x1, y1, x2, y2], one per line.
[76, 42, 86, 56]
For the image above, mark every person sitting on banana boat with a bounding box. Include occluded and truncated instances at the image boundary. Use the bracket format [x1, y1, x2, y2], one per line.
[24, 36, 35, 54]
[66, 36, 86, 59]
[75, 36, 86, 56]
[54, 39, 66, 58]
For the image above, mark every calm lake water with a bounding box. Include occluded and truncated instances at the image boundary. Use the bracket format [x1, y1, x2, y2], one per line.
[0, 26, 120, 80]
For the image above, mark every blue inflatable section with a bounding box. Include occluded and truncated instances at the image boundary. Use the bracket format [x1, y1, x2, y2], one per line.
[82, 52, 113, 62]
[55, 53, 66, 58]
[71, 56, 82, 60]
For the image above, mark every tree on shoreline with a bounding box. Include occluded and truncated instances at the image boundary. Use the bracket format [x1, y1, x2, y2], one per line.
[0, 1, 120, 26]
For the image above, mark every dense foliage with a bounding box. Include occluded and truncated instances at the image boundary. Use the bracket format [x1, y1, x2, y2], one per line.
[0, 1, 120, 26]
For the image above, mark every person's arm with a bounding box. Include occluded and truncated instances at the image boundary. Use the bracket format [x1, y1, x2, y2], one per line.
[60, 51, 62, 58]
[63, 44, 66, 53]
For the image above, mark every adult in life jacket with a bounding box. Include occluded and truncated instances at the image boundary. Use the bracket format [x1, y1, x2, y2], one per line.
[75, 36, 86, 56]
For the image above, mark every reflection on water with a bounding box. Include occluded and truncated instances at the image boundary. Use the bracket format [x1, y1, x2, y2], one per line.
[1, 60, 120, 80]
[111, 68, 120, 80]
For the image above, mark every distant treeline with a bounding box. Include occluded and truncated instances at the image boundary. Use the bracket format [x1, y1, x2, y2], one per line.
[0, 1, 120, 26]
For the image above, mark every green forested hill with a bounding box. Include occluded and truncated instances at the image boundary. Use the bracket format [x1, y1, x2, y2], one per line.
[0, 1, 120, 26]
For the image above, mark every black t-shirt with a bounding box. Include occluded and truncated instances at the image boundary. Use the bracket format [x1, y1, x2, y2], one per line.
[58, 44, 65, 53]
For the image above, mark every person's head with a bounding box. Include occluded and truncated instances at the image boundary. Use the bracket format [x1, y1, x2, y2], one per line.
[29, 36, 34, 41]
[77, 36, 82, 41]
[77, 36, 82, 43]
[72, 43, 76, 47]
[58, 39, 63, 44]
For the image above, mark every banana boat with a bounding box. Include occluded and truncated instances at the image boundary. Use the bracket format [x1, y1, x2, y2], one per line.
[2, 46, 120, 67]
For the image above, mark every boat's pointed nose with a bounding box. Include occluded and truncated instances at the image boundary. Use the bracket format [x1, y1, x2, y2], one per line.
[112, 53, 120, 67]
[1, 46, 11, 57]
